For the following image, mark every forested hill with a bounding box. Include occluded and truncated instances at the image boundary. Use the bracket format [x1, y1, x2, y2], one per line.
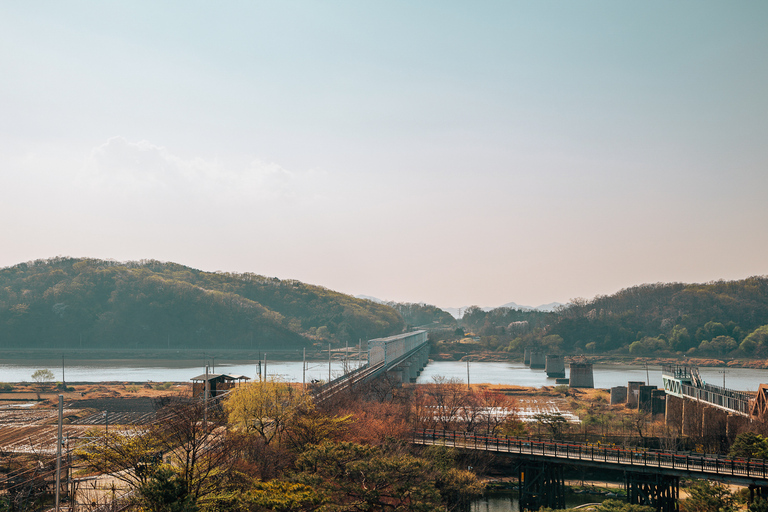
[549, 278, 768, 357]
[0, 257, 404, 350]
[458, 277, 768, 359]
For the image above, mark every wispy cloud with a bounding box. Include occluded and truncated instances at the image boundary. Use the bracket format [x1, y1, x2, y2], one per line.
[80, 137, 327, 203]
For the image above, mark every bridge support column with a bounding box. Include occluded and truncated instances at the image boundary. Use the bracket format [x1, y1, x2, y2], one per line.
[682, 399, 703, 439]
[727, 414, 750, 441]
[518, 461, 565, 511]
[407, 361, 419, 383]
[702, 406, 729, 451]
[419, 345, 430, 371]
[665, 395, 683, 434]
[386, 368, 405, 384]
[749, 485, 768, 504]
[625, 472, 679, 512]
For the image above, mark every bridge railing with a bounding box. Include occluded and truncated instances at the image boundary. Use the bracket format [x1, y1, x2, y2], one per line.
[413, 429, 768, 482]
[679, 382, 752, 415]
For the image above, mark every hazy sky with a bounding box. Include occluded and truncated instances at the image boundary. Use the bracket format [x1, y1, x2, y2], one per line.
[2, 2, 767, 309]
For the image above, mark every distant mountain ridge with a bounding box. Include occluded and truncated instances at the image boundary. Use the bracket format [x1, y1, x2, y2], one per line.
[355, 295, 563, 319]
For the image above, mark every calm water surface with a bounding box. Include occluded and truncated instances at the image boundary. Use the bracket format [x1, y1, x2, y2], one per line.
[0, 359, 765, 391]
[470, 492, 608, 511]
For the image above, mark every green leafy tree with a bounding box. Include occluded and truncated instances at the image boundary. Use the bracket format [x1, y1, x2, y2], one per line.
[749, 497, 768, 512]
[741, 325, 768, 356]
[294, 441, 482, 512]
[137, 466, 197, 512]
[247, 481, 322, 512]
[532, 412, 568, 439]
[680, 480, 735, 512]
[669, 325, 692, 351]
[225, 379, 313, 446]
[729, 432, 768, 459]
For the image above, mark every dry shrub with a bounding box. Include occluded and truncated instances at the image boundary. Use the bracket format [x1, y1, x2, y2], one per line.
[341, 400, 410, 445]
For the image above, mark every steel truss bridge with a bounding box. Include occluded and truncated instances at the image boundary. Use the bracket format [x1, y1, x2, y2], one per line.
[662, 365, 754, 417]
[413, 429, 768, 512]
[313, 330, 429, 402]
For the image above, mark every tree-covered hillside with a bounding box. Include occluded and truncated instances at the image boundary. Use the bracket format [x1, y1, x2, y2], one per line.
[549, 278, 768, 357]
[454, 277, 768, 359]
[0, 257, 404, 350]
[385, 302, 457, 330]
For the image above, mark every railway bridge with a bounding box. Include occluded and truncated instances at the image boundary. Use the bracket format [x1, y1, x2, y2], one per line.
[414, 429, 768, 512]
[313, 330, 429, 402]
[661, 365, 767, 440]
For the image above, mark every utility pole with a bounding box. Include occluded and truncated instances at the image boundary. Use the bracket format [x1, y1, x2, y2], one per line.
[62, 356, 65, 388]
[467, 360, 470, 390]
[204, 364, 209, 425]
[328, 343, 332, 383]
[263, 354, 267, 381]
[302, 348, 306, 389]
[56, 395, 63, 512]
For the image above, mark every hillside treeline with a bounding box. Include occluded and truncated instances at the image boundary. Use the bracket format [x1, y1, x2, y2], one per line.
[0, 257, 404, 350]
[385, 301, 457, 330]
[458, 277, 768, 359]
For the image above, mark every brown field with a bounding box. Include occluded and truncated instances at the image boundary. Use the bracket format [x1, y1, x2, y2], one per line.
[0, 383, 192, 454]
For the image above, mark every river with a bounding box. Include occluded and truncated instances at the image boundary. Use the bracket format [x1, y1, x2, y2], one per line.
[471, 492, 610, 512]
[0, 358, 765, 391]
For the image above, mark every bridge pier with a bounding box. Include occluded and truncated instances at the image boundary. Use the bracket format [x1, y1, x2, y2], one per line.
[408, 360, 419, 383]
[412, 345, 430, 380]
[749, 485, 768, 504]
[682, 399, 703, 438]
[727, 413, 750, 441]
[702, 406, 729, 451]
[518, 461, 565, 511]
[387, 365, 408, 384]
[665, 394, 683, 434]
[625, 472, 679, 512]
